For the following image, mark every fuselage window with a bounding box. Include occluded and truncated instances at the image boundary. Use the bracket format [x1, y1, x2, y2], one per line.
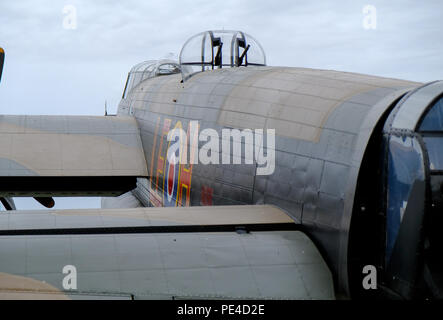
[122, 61, 181, 100]
[423, 137, 443, 170]
[157, 64, 180, 75]
[419, 96, 443, 132]
[122, 74, 131, 99]
[385, 136, 425, 262]
[419, 96, 443, 171]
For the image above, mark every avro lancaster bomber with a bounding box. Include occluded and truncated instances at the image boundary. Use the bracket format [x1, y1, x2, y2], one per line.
[0, 30, 442, 300]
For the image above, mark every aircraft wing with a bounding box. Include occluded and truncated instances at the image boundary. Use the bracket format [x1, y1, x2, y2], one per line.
[0, 205, 334, 299]
[0, 115, 148, 197]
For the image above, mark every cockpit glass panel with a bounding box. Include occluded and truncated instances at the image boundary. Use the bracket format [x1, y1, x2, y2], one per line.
[157, 63, 180, 75]
[386, 135, 425, 262]
[122, 60, 181, 99]
[418, 96, 443, 171]
[423, 137, 443, 171]
[245, 37, 266, 65]
[179, 30, 266, 80]
[419, 96, 443, 132]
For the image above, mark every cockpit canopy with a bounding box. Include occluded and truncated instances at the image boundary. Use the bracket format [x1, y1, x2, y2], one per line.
[122, 59, 181, 99]
[179, 30, 266, 80]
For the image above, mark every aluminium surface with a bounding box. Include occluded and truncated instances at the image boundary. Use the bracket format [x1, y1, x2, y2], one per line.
[0, 205, 332, 299]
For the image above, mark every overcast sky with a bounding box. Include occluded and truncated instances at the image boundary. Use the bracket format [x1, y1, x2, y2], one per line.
[1, 0, 442, 209]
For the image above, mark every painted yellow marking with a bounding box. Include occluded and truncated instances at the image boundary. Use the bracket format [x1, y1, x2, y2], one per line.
[155, 118, 171, 193]
[150, 116, 161, 187]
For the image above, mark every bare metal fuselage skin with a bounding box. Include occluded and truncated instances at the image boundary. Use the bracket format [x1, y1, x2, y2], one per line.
[116, 65, 443, 298]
